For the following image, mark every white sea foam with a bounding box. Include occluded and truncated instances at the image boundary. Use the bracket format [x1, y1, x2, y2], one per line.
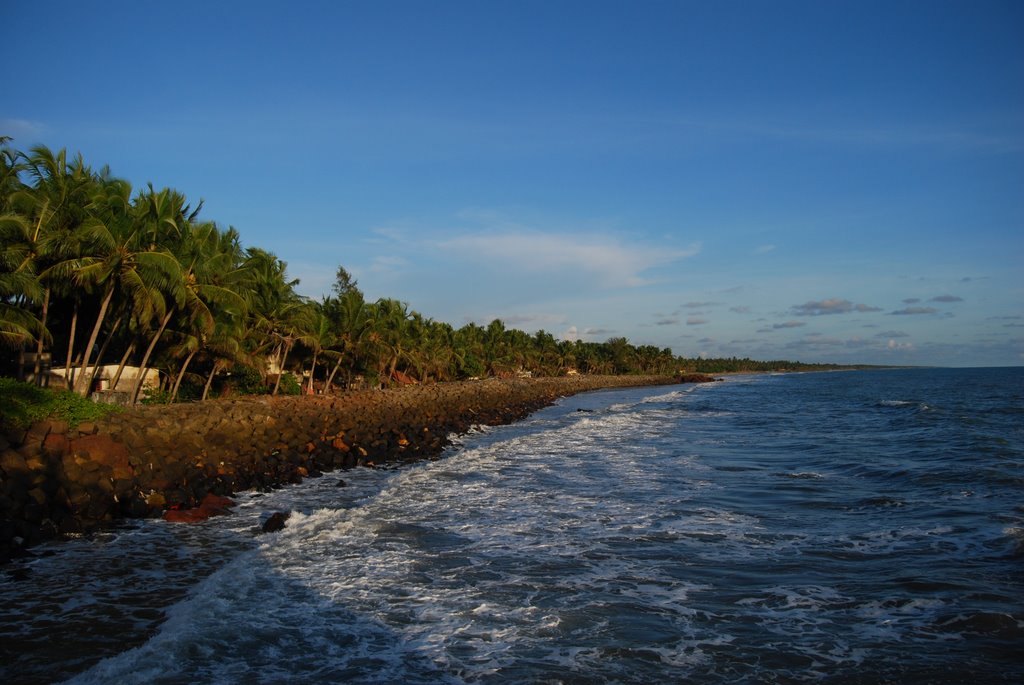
[8, 374, 1022, 684]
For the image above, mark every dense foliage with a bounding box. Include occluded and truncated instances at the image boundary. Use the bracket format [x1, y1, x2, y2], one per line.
[0, 377, 123, 428]
[0, 139, 842, 402]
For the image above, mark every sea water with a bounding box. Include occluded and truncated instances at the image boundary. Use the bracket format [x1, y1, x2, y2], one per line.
[2, 368, 1022, 684]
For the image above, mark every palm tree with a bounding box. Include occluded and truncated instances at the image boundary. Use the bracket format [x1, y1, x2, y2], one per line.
[408, 319, 459, 383]
[366, 298, 414, 386]
[198, 318, 251, 401]
[482, 318, 517, 376]
[167, 327, 201, 401]
[327, 287, 371, 389]
[45, 175, 181, 394]
[130, 217, 248, 403]
[453, 322, 487, 378]
[0, 141, 41, 349]
[294, 301, 336, 394]
[243, 247, 305, 394]
[0, 137, 25, 216]
[603, 337, 635, 374]
[0, 212, 42, 349]
[22, 145, 98, 387]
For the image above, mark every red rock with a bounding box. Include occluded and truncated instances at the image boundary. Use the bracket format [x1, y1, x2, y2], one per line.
[70, 434, 131, 472]
[42, 433, 70, 457]
[162, 493, 236, 523]
[201, 493, 236, 509]
[197, 493, 235, 517]
[163, 508, 211, 523]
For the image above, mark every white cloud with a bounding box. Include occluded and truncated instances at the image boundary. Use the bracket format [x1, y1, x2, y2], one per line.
[793, 298, 882, 316]
[0, 118, 46, 139]
[287, 260, 338, 299]
[368, 255, 409, 273]
[499, 313, 566, 327]
[438, 231, 700, 287]
[890, 306, 938, 316]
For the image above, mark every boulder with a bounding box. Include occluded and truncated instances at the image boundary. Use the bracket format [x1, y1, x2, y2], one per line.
[199, 492, 236, 514]
[261, 511, 290, 533]
[163, 507, 211, 523]
[70, 434, 131, 472]
[160, 492, 236, 523]
[42, 433, 70, 458]
[676, 373, 719, 383]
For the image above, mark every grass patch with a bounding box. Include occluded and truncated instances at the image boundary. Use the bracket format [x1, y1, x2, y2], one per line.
[0, 377, 125, 429]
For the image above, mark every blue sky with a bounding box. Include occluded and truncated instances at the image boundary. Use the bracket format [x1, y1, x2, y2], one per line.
[3, 0, 1022, 366]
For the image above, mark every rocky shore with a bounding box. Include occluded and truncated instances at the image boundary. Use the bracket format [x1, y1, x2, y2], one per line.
[1, 374, 715, 562]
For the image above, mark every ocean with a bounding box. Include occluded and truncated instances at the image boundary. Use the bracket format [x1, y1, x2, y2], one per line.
[2, 368, 1022, 684]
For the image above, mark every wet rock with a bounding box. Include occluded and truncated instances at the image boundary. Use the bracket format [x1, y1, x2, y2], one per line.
[676, 373, 719, 383]
[163, 507, 211, 523]
[261, 511, 290, 533]
[199, 492, 236, 514]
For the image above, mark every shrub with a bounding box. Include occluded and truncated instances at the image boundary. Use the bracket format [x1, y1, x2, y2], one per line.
[277, 372, 302, 396]
[140, 388, 173, 405]
[0, 377, 125, 428]
[230, 365, 267, 395]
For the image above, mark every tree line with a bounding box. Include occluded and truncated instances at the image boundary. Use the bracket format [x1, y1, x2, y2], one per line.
[0, 140, 839, 402]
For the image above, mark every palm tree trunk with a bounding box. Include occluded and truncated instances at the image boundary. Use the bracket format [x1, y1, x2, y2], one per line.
[111, 342, 135, 392]
[307, 350, 319, 394]
[171, 348, 198, 402]
[74, 285, 116, 395]
[131, 309, 174, 403]
[33, 288, 50, 386]
[65, 301, 79, 389]
[267, 340, 283, 388]
[201, 360, 221, 401]
[272, 339, 292, 395]
[387, 351, 400, 385]
[325, 359, 343, 394]
[85, 314, 123, 396]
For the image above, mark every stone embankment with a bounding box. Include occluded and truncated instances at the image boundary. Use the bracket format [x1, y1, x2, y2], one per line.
[1, 374, 714, 561]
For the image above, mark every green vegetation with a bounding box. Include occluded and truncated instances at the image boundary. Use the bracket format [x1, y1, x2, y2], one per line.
[0, 138, 845, 404]
[0, 377, 123, 428]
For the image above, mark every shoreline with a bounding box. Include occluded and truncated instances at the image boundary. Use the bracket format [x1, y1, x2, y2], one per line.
[1, 374, 714, 562]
